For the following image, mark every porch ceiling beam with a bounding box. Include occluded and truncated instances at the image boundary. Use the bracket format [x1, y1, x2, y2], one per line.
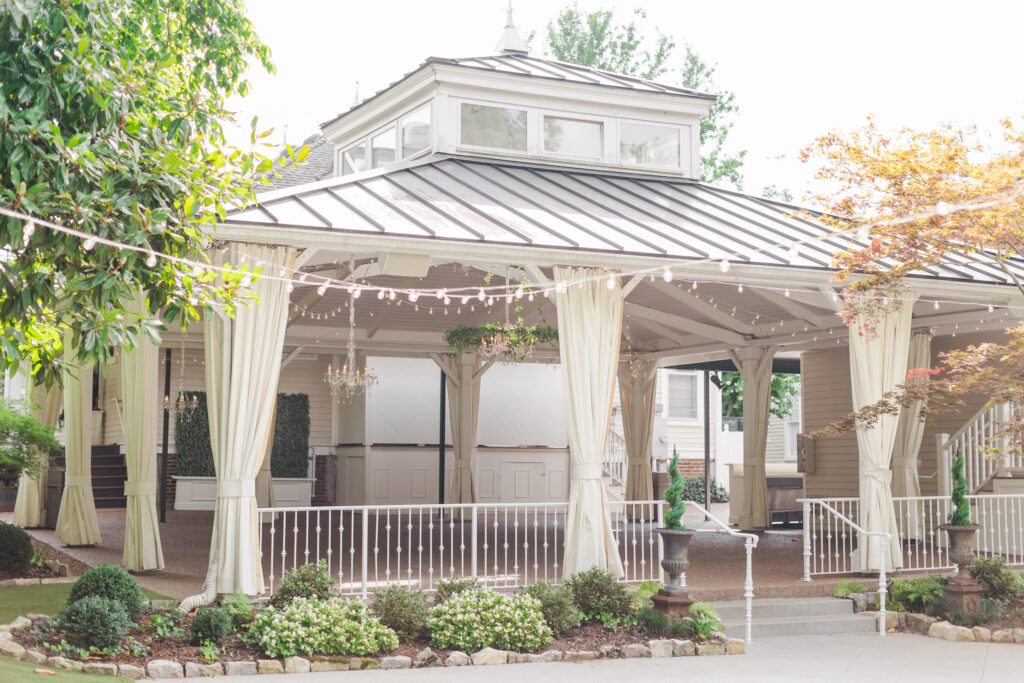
[621, 274, 644, 298]
[912, 308, 1005, 330]
[648, 280, 752, 333]
[625, 302, 746, 346]
[523, 264, 553, 289]
[294, 248, 320, 269]
[626, 315, 704, 348]
[783, 288, 844, 317]
[281, 346, 306, 369]
[745, 287, 830, 328]
[287, 288, 320, 324]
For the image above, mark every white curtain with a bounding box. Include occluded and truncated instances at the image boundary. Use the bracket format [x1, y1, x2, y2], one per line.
[618, 359, 657, 517]
[56, 329, 102, 546]
[432, 352, 489, 518]
[892, 330, 931, 541]
[556, 266, 625, 579]
[121, 292, 165, 571]
[255, 400, 278, 514]
[727, 345, 778, 530]
[849, 294, 915, 572]
[12, 370, 62, 528]
[202, 243, 294, 595]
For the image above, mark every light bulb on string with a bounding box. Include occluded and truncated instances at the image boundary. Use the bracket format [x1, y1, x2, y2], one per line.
[286, 281, 294, 293]
[785, 288, 791, 298]
[719, 258, 730, 273]
[352, 288, 361, 299]
[737, 283, 743, 293]
[515, 286, 524, 299]
[788, 244, 800, 263]
[388, 290, 396, 301]
[934, 300, 940, 310]
[146, 252, 157, 268]
[606, 276, 616, 289]
[988, 304, 994, 313]
[662, 267, 673, 283]
[443, 296, 450, 305]
[83, 235, 97, 250]
[461, 295, 469, 305]
[409, 291, 419, 303]
[377, 290, 385, 300]
[317, 284, 327, 296]
[437, 289, 447, 300]
[477, 289, 485, 301]
[22, 221, 35, 246]
[528, 293, 535, 302]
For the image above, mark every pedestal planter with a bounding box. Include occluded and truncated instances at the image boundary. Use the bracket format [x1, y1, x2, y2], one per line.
[652, 528, 695, 617]
[939, 523, 983, 614]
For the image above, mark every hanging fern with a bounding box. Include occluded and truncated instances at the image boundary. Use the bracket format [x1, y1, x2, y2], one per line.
[442, 323, 558, 362]
[663, 451, 687, 530]
[949, 448, 972, 526]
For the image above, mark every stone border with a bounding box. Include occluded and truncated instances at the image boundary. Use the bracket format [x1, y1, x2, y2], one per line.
[842, 593, 1024, 643]
[0, 614, 745, 678]
[0, 560, 73, 587]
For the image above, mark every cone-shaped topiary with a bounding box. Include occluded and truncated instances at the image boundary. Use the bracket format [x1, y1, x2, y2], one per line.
[949, 448, 972, 526]
[663, 450, 687, 530]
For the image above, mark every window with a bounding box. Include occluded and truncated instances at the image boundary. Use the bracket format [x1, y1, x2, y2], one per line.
[667, 373, 698, 420]
[370, 126, 396, 168]
[401, 105, 431, 158]
[340, 142, 366, 175]
[460, 103, 527, 151]
[543, 116, 602, 158]
[619, 122, 680, 167]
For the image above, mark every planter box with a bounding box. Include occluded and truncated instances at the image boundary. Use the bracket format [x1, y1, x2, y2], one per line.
[172, 476, 315, 510]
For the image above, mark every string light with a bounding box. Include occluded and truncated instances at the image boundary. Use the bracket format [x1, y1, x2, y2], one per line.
[662, 267, 673, 283]
[83, 235, 97, 250]
[22, 221, 35, 246]
[719, 258, 730, 273]
[146, 252, 157, 268]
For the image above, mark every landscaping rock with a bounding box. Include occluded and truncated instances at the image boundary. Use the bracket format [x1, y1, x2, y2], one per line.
[257, 659, 284, 675]
[48, 656, 83, 672]
[0, 624, 8, 632]
[848, 593, 871, 613]
[8, 616, 30, 630]
[672, 639, 695, 656]
[992, 629, 1014, 643]
[533, 650, 563, 663]
[648, 639, 674, 658]
[508, 652, 531, 664]
[1014, 628, 1024, 644]
[348, 657, 379, 670]
[0, 640, 25, 659]
[310, 658, 349, 672]
[147, 659, 184, 679]
[905, 613, 937, 635]
[118, 664, 146, 679]
[39, 578, 75, 584]
[928, 621, 976, 642]
[413, 648, 440, 668]
[621, 643, 651, 658]
[83, 662, 119, 676]
[564, 650, 598, 661]
[599, 645, 621, 658]
[897, 612, 908, 628]
[23, 649, 47, 664]
[224, 661, 258, 676]
[25, 614, 48, 622]
[727, 639, 745, 655]
[696, 640, 725, 656]
[0, 632, 10, 643]
[13, 578, 38, 586]
[972, 626, 992, 642]
[283, 657, 310, 674]
[472, 648, 509, 666]
[381, 655, 412, 670]
[185, 661, 224, 677]
[446, 651, 471, 666]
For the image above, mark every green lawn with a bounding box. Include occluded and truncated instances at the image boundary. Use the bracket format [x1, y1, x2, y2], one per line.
[0, 656, 127, 682]
[0, 584, 171, 624]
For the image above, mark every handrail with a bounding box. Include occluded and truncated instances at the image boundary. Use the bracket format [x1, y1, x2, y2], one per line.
[943, 403, 995, 445]
[798, 498, 890, 638]
[685, 499, 759, 645]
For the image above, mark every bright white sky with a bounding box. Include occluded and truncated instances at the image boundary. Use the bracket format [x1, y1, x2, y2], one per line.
[228, 0, 1024, 201]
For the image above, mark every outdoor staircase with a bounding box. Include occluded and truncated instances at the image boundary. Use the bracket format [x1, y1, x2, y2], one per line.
[714, 598, 877, 639]
[53, 444, 127, 509]
[937, 401, 1023, 495]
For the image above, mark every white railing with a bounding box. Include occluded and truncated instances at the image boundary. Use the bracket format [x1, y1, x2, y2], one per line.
[799, 498, 889, 637]
[259, 499, 665, 598]
[603, 430, 627, 488]
[802, 494, 1024, 578]
[937, 402, 1021, 494]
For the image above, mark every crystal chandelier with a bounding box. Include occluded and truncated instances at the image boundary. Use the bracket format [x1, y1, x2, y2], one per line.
[325, 292, 378, 402]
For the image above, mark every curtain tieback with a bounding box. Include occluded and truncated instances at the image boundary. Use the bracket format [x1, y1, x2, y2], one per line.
[864, 468, 893, 485]
[218, 479, 256, 498]
[66, 474, 92, 488]
[572, 463, 603, 481]
[124, 481, 157, 497]
[892, 457, 918, 468]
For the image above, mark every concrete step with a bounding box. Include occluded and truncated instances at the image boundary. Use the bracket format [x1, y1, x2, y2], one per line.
[721, 612, 877, 639]
[713, 597, 854, 621]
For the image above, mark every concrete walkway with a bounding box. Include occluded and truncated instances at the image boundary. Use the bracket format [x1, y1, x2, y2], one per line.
[154, 634, 1022, 683]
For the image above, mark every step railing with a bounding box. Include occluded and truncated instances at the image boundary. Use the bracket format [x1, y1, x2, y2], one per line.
[936, 402, 1020, 495]
[799, 498, 889, 638]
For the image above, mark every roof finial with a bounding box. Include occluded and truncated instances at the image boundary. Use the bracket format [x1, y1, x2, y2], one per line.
[352, 81, 360, 106]
[495, 1, 529, 56]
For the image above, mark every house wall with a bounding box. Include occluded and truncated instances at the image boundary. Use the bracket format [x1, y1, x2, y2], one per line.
[803, 329, 1007, 498]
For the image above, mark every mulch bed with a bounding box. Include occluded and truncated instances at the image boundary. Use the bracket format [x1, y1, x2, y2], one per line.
[0, 563, 60, 582]
[28, 539, 90, 578]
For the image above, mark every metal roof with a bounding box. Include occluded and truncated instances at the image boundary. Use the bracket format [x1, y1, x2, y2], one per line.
[225, 155, 1020, 286]
[259, 133, 334, 193]
[322, 54, 715, 129]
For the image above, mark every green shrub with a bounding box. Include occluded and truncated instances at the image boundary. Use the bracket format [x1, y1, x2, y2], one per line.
[637, 602, 722, 640]
[968, 556, 1024, 601]
[637, 605, 669, 635]
[221, 589, 255, 629]
[832, 578, 867, 598]
[270, 560, 334, 608]
[564, 567, 633, 623]
[679, 475, 730, 504]
[427, 589, 552, 652]
[889, 575, 946, 616]
[69, 564, 145, 620]
[249, 597, 398, 657]
[0, 521, 34, 573]
[517, 581, 581, 637]
[58, 595, 131, 650]
[433, 575, 481, 605]
[685, 602, 724, 639]
[189, 606, 231, 644]
[949, 598, 1003, 627]
[371, 585, 429, 642]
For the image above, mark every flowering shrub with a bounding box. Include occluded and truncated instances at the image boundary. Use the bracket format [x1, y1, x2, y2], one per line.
[426, 589, 552, 652]
[248, 597, 398, 658]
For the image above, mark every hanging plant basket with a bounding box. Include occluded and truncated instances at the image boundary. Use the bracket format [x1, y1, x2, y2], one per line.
[443, 323, 558, 362]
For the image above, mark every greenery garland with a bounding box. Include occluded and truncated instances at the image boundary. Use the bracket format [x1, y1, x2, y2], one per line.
[442, 323, 558, 362]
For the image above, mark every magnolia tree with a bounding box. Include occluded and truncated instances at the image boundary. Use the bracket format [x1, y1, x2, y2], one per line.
[804, 117, 1024, 455]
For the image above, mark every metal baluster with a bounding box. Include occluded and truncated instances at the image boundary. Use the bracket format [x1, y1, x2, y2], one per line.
[267, 511, 276, 594]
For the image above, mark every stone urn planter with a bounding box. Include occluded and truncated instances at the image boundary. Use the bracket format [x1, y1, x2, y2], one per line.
[939, 523, 982, 614]
[651, 528, 695, 617]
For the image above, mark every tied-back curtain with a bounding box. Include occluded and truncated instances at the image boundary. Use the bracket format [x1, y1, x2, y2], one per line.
[12, 369, 62, 528]
[618, 359, 657, 517]
[727, 346, 778, 530]
[255, 399, 278, 514]
[122, 291, 164, 571]
[892, 330, 931, 541]
[849, 293, 915, 572]
[432, 352, 488, 520]
[203, 243, 295, 595]
[56, 329, 102, 546]
[555, 266, 625, 579]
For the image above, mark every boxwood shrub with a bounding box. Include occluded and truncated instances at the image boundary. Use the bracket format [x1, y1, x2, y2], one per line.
[0, 521, 34, 573]
[59, 595, 131, 650]
[68, 563, 145, 620]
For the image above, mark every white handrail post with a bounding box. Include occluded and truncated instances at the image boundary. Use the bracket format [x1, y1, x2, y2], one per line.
[936, 434, 951, 498]
[744, 536, 754, 644]
[360, 512, 369, 599]
[802, 500, 812, 582]
[471, 506, 479, 580]
[877, 533, 888, 638]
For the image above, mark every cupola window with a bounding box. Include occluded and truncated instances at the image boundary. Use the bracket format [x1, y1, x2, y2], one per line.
[401, 104, 431, 158]
[370, 126, 397, 168]
[543, 116, 603, 159]
[460, 103, 527, 151]
[619, 122, 680, 168]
